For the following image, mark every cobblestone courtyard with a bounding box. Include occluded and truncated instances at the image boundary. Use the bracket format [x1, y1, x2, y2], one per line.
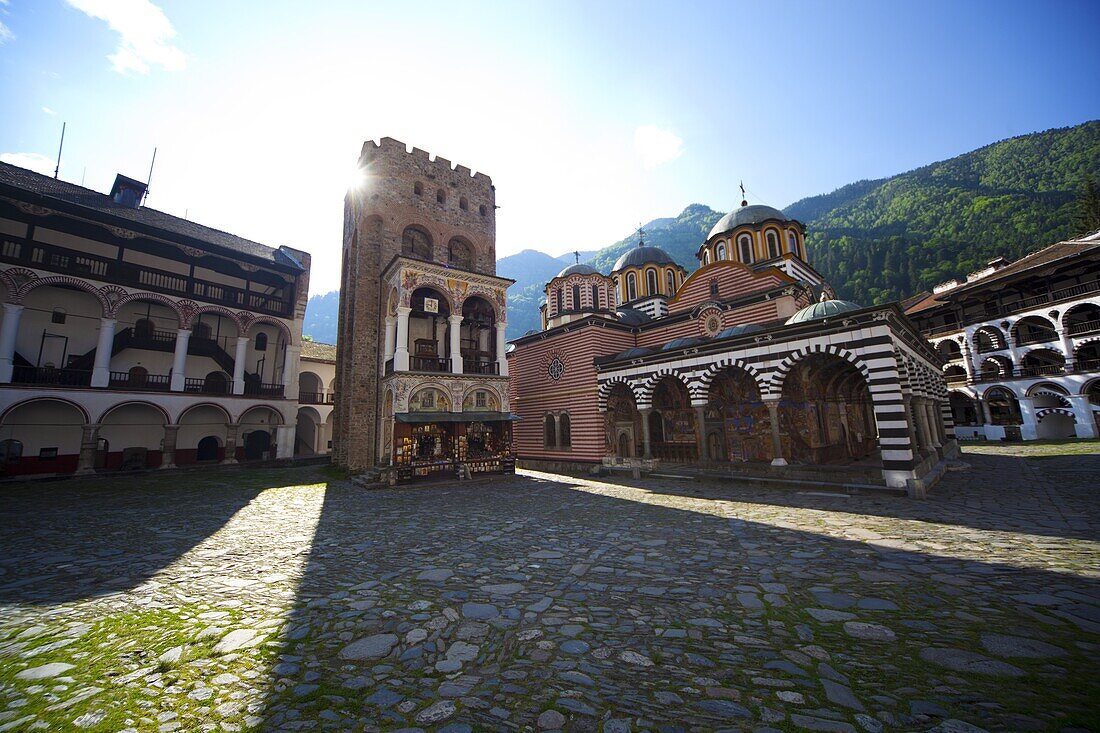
[1, 449, 1098, 732]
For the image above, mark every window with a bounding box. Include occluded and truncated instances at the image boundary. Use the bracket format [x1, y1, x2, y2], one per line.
[666, 270, 676, 296]
[646, 268, 658, 295]
[0, 438, 22, 464]
[572, 284, 580, 310]
[436, 189, 446, 205]
[788, 230, 799, 256]
[559, 413, 571, 447]
[710, 279, 719, 297]
[766, 230, 780, 258]
[459, 196, 468, 211]
[479, 205, 487, 216]
[716, 243, 726, 261]
[544, 414, 557, 448]
[555, 288, 563, 315]
[254, 332, 268, 351]
[51, 309, 66, 324]
[421, 390, 435, 409]
[475, 390, 487, 408]
[414, 181, 424, 196]
[448, 238, 473, 269]
[738, 234, 753, 263]
[402, 226, 433, 259]
[592, 284, 600, 308]
[702, 251, 711, 265]
[627, 273, 637, 301]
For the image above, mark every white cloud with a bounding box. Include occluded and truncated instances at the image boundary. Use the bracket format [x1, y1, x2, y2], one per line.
[1, 152, 56, 176]
[66, 0, 185, 74]
[42, 106, 56, 116]
[634, 124, 684, 169]
[0, 21, 13, 45]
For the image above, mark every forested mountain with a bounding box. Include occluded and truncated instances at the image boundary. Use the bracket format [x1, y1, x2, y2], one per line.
[304, 120, 1098, 344]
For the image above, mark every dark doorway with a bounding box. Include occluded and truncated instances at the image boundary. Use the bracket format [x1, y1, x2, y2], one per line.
[244, 430, 270, 460]
[197, 436, 220, 462]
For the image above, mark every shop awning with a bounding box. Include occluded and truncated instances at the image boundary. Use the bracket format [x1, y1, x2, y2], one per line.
[395, 412, 522, 424]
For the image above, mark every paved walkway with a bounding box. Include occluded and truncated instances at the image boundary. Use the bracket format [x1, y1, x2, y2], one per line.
[0, 450, 1097, 732]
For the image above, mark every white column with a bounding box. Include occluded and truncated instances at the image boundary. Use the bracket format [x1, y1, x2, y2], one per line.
[765, 399, 787, 466]
[284, 344, 301, 400]
[233, 337, 249, 395]
[1058, 326, 1074, 370]
[961, 340, 976, 381]
[275, 424, 295, 459]
[495, 322, 508, 377]
[1069, 395, 1098, 439]
[160, 425, 179, 469]
[170, 328, 191, 391]
[1018, 395, 1038, 440]
[0, 303, 24, 383]
[925, 402, 942, 448]
[394, 306, 411, 371]
[449, 314, 463, 374]
[383, 315, 396, 362]
[90, 318, 117, 388]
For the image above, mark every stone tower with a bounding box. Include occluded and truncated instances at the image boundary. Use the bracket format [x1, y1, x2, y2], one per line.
[334, 138, 507, 475]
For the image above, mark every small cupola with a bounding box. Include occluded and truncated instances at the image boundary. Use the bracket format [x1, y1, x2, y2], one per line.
[109, 174, 148, 209]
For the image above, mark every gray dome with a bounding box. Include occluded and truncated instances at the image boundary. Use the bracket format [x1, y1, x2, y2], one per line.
[714, 323, 764, 340]
[785, 299, 863, 325]
[613, 245, 675, 271]
[708, 204, 790, 240]
[557, 263, 600, 278]
[616, 308, 651, 325]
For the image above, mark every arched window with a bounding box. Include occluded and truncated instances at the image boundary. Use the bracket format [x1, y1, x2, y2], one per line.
[710, 279, 719, 297]
[255, 332, 268, 351]
[766, 230, 780, 258]
[555, 288, 563, 315]
[591, 284, 600, 308]
[665, 270, 675, 296]
[646, 268, 658, 295]
[738, 234, 753, 263]
[627, 273, 637, 301]
[436, 189, 446, 205]
[559, 413, 571, 447]
[414, 182, 424, 196]
[448, 238, 473, 269]
[787, 230, 799, 256]
[479, 205, 486, 216]
[402, 226, 432, 259]
[716, 243, 726, 261]
[702, 251, 711, 265]
[544, 414, 557, 448]
[459, 196, 468, 211]
[571, 284, 580, 310]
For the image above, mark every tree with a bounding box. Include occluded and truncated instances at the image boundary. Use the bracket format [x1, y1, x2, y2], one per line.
[1073, 174, 1100, 237]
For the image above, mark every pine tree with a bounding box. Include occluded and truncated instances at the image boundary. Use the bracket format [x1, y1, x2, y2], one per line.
[1074, 175, 1100, 236]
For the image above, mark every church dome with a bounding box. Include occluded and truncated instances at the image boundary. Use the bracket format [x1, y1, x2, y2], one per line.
[785, 299, 863, 325]
[557, 263, 600, 278]
[708, 204, 791, 240]
[613, 245, 675, 271]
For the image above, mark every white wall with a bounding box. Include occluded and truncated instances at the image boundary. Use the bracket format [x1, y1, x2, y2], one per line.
[17, 288, 103, 366]
[0, 400, 84, 453]
[99, 404, 166, 451]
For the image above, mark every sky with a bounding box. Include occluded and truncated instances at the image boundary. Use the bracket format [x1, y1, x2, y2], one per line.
[1, 0, 1098, 296]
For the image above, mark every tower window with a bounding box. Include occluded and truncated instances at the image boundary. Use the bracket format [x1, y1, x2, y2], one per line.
[436, 189, 446, 205]
[766, 230, 780, 258]
[738, 234, 753, 263]
[710, 279, 719, 297]
[592, 284, 600, 308]
[666, 270, 675, 296]
[627, 273, 637, 301]
[788, 230, 799, 256]
[414, 182, 424, 196]
[702, 251, 711, 265]
[479, 205, 487, 216]
[459, 196, 468, 211]
[572, 284, 580, 310]
[716, 242, 726, 261]
[646, 268, 658, 295]
[402, 226, 433, 259]
[556, 288, 563, 315]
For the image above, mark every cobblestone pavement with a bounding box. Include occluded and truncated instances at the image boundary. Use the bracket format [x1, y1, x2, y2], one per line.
[1, 450, 1098, 733]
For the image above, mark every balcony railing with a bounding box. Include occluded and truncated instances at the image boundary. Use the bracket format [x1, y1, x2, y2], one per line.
[299, 391, 325, 404]
[463, 359, 499, 375]
[0, 237, 294, 317]
[108, 371, 171, 391]
[1017, 363, 1067, 378]
[11, 366, 91, 387]
[411, 356, 449, 372]
[975, 341, 1007, 354]
[1068, 319, 1100, 336]
[184, 377, 230, 395]
[245, 382, 285, 398]
[1014, 331, 1059, 347]
[921, 280, 1100, 337]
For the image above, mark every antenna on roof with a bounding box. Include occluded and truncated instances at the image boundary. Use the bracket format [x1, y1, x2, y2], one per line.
[574, 251, 580, 264]
[80, 166, 86, 187]
[54, 122, 66, 179]
[143, 147, 157, 205]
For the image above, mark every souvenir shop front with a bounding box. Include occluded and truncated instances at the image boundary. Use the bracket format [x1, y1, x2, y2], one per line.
[392, 414, 516, 482]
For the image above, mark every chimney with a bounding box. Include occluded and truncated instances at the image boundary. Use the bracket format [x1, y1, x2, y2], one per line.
[109, 174, 148, 209]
